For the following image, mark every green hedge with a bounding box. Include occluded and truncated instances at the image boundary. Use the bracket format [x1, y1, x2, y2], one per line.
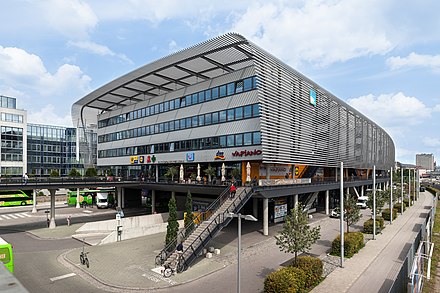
[394, 203, 406, 213]
[264, 266, 306, 293]
[331, 232, 364, 258]
[363, 217, 384, 234]
[382, 208, 398, 221]
[291, 256, 323, 288]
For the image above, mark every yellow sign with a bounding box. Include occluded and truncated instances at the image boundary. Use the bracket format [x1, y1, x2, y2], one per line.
[130, 156, 138, 164]
[295, 167, 299, 176]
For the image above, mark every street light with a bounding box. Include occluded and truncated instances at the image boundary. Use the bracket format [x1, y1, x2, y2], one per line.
[228, 212, 258, 293]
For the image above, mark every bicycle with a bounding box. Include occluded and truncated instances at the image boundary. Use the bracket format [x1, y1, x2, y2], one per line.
[162, 253, 184, 278]
[80, 239, 90, 268]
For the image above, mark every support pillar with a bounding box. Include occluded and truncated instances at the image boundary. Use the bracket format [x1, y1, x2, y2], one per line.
[294, 194, 299, 207]
[31, 189, 37, 213]
[252, 198, 258, 218]
[361, 186, 364, 197]
[171, 191, 176, 199]
[325, 190, 329, 215]
[117, 187, 122, 208]
[151, 190, 156, 214]
[156, 165, 159, 183]
[263, 198, 269, 236]
[346, 187, 349, 196]
[49, 189, 56, 229]
[265, 164, 271, 179]
[121, 188, 125, 209]
[76, 188, 80, 208]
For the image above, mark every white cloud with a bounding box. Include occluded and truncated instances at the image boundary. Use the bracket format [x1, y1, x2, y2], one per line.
[227, 0, 394, 67]
[67, 41, 132, 63]
[40, 0, 98, 38]
[27, 104, 73, 127]
[347, 92, 430, 128]
[387, 52, 440, 71]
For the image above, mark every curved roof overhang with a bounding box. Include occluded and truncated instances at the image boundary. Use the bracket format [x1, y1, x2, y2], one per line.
[72, 33, 255, 127]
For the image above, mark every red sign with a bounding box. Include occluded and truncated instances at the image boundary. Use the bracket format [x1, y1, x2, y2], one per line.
[232, 149, 262, 157]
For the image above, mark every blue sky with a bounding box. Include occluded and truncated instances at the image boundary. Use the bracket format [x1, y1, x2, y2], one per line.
[0, 0, 439, 165]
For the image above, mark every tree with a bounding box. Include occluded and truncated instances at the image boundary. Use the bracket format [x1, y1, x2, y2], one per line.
[164, 166, 178, 182]
[366, 189, 387, 215]
[85, 167, 97, 177]
[204, 165, 216, 182]
[344, 196, 362, 233]
[165, 196, 179, 249]
[275, 204, 321, 265]
[184, 190, 195, 236]
[50, 170, 59, 177]
[69, 168, 81, 177]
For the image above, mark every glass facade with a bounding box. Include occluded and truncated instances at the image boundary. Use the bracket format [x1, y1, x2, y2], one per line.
[1, 126, 23, 162]
[0, 95, 17, 109]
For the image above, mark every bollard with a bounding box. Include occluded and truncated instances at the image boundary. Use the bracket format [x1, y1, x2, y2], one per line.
[67, 215, 71, 226]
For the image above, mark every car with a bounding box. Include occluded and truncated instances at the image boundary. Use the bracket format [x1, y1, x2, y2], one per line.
[330, 207, 343, 218]
[356, 196, 369, 209]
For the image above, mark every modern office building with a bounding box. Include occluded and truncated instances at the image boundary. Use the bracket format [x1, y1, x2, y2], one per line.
[0, 95, 27, 176]
[0, 95, 97, 177]
[27, 123, 97, 176]
[416, 153, 435, 171]
[72, 33, 395, 182]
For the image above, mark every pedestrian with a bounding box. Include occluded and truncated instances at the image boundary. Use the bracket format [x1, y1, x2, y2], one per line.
[176, 242, 183, 254]
[67, 215, 71, 226]
[23, 173, 28, 185]
[229, 183, 237, 199]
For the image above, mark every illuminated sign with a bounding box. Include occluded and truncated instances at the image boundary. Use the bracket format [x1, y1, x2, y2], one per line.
[214, 151, 225, 160]
[232, 149, 262, 157]
[130, 156, 138, 164]
[186, 152, 195, 161]
[139, 156, 144, 164]
[309, 89, 317, 107]
[146, 155, 156, 163]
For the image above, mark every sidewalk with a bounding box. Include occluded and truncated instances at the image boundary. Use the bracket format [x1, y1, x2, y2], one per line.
[313, 192, 433, 293]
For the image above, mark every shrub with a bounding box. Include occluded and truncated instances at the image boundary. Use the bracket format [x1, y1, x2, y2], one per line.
[264, 266, 306, 293]
[382, 208, 398, 221]
[291, 256, 323, 288]
[363, 217, 384, 234]
[394, 203, 406, 212]
[331, 232, 364, 258]
[403, 198, 409, 207]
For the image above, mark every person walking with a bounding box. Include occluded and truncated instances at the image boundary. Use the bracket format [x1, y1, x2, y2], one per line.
[229, 183, 237, 199]
[23, 173, 29, 185]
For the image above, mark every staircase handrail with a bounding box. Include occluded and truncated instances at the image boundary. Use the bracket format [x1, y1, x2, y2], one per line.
[155, 185, 230, 265]
[177, 187, 254, 271]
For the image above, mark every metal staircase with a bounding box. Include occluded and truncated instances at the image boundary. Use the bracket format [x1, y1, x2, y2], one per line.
[155, 186, 254, 273]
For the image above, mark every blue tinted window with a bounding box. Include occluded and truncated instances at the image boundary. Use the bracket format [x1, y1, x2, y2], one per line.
[154, 104, 159, 114]
[192, 94, 198, 104]
[180, 118, 186, 129]
[244, 77, 252, 91]
[219, 110, 227, 122]
[174, 120, 180, 130]
[169, 100, 174, 110]
[219, 85, 227, 97]
[227, 109, 234, 121]
[159, 103, 164, 113]
[185, 95, 191, 106]
[198, 91, 205, 103]
[186, 117, 192, 128]
[235, 134, 243, 146]
[212, 112, 219, 124]
[252, 104, 260, 116]
[205, 113, 211, 125]
[175, 98, 181, 109]
[205, 89, 211, 101]
[236, 80, 244, 93]
[164, 102, 169, 111]
[227, 135, 235, 146]
[227, 83, 235, 95]
[244, 133, 252, 145]
[192, 116, 198, 127]
[253, 132, 261, 144]
[235, 107, 243, 119]
[198, 115, 204, 126]
[253, 76, 257, 88]
[169, 121, 174, 131]
[244, 105, 252, 118]
[220, 136, 227, 147]
[212, 87, 219, 99]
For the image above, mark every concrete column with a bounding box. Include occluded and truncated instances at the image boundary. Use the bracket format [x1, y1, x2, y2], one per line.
[156, 165, 159, 183]
[117, 187, 122, 208]
[263, 198, 269, 236]
[266, 164, 270, 179]
[252, 197, 258, 218]
[346, 187, 349, 196]
[76, 188, 81, 208]
[49, 189, 56, 229]
[171, 191, 176, 199]
[294, 194, 299, 207]
[121, 188, 125, 209]
[325, 190, 329, 215]
[151, 190, 156, 214]
[335, 167, 338, 181]
[361, 186, 364, 197]
[31, 189, 37, 213]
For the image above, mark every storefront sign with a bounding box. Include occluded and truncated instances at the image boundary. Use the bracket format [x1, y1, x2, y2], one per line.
[186, 152, 195, 161]
[130, 156, 138, 164]
[214, 151, 225, 160]
[274, 198, 287, 223]
[232, 149, 262, 157]
[259, 164, 290, 176]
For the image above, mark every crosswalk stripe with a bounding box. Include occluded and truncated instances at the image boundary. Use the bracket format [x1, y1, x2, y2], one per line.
[1, 215, 11, 219]
[22, 213, 31, 217]
[8, 214, 18, 219]
[14, 213, 26, 218]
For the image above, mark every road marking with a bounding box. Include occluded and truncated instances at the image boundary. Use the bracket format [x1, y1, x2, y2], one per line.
[14, 213, 26, 218]
[83, 210, 93, 214]
[49, 273, 76, 283]
[22, 213, 31, 217]
[8, 214, 18, 219]
[1, 215, 11, 219]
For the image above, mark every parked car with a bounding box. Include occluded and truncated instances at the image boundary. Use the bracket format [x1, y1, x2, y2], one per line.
[356, 196, 369, 209]
[330, 207, 343, 218]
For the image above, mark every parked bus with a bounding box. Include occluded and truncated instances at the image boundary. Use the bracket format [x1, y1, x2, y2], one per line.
[0, 237, 14, 273]
[0, 190, 32, 207]
[67, 188, 115, 208]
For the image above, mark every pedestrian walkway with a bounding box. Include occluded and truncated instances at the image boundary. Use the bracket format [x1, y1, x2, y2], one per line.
[0, 212, 32, 221]
[313, 192, 433, 293]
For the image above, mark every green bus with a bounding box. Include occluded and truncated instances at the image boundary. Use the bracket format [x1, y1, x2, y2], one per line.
[0, 190, 32, 207]
[67, 188, 115, 208]
[0, 237, 14, 273]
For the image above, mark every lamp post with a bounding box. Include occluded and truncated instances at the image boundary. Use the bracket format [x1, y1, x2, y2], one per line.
[373, 165, 376, 240]
[228, 212, 258, 293]
[339, 162, 344, 268]
[390, 167, 393, 224]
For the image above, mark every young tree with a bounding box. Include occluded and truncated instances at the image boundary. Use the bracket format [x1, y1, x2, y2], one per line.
[165, 196, 179, 249]
[50, 170, 60, 177]
[85, 167, 97, 177]
[203, 165, 216, 182]
[275, 204, 321, 265]
[164, 166, 178, 182]
[366, 189, 387, 215]
[68, 168, 81, 177]
[184, 190, 195, 236]
[344, 196, 362, 233]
